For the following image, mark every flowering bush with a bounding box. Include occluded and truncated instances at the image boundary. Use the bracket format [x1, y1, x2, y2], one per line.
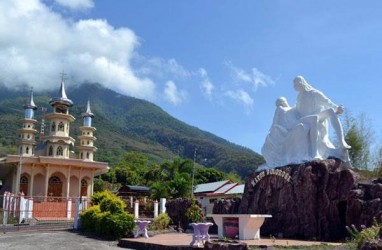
[346, 219, 381, 248]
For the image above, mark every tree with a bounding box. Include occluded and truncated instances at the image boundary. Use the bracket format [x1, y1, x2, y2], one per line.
[342, 112, 374, 169]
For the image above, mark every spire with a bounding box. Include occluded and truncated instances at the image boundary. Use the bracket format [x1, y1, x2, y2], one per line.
[23, 88, 37, 110]
[82, 100, 94, 118]
[49, 73, 73, 107]
[82, 100, 94, 127]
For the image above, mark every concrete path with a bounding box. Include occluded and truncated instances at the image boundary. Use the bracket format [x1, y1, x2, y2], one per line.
[0, 230, 131, 250]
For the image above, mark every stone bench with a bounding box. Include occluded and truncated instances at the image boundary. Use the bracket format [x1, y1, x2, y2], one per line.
[207, 214, 272, 240]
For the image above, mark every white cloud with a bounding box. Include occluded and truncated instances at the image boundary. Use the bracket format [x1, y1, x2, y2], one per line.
[199, 68, 214, 98]
[164, 81, 186, 105]
[0, 0, 155, 100]
[134, 57, 190, 79]
[225, 89, 254, 112]
[54, 0, 94, 10]
[225, 61, 275, 91]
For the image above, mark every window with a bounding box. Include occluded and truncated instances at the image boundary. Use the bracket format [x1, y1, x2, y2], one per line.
[27, 124, 31, 128]
[51, 122, 56, 132]
[26, 147, 29, 154]
[87, 140, 90, 145]
[81, 179, 87, 187]
[20, 176, 28, 184]
[27, 134, 30, 139]
[86, 152, 89, 159]
[57, 146, 63, 156]
[19, 147, 23, 154]
[58, 122, 64, 132]
[48, 146, 53, 156]
[80, 152, 83, 159]
[49, 176, 62, 184]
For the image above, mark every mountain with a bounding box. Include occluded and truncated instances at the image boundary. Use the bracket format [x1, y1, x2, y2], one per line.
[0, 83, 264, 178]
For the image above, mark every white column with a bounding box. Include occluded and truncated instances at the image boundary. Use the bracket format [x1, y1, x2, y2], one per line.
[44, 165, 50, 198]
[160, 198, 166, 214]
[90, 169, 94, 196]
[30, 165, 34, 196]
[134, 200, 139, 218]
[66, 166, 71, 198]
[19, 193, 26, 224]
[27, 197, 33, 219]
[67, 198, 72, 219]
[154, 200, 158, 218]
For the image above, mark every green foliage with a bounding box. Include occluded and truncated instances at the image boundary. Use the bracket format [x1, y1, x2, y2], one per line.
[346, 220, 380, 248]
[80, 191, 135, 240]
[80, 205, 101, 232]
[0, 83, 264, 179]
[151, 213, 172, 230]
[93, 178, 105, 192]
[343, 112, 374, 169]
[185, 199, 203, 223]
[194, 167, 226, 184]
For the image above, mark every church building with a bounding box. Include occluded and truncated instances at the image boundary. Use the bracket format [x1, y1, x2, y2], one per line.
[0, 79, 108, 199]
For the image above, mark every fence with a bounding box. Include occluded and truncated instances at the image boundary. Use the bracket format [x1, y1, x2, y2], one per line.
[0, 192, 167, 232]
[1, 192, 89, 232]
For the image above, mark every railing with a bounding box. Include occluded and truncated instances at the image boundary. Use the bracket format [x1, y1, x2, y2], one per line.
[1, 192, 89, 231]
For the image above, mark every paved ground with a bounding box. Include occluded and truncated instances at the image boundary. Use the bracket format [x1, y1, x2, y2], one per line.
[122, 232, 345, 249]
[0, 230, 131, 250]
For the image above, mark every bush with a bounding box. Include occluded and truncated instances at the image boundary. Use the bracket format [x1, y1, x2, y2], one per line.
[151, 213, 171, 230]
[346, 219, 381, 248]
[185, 199, 203, 223]
[80, 191, 135, 239]
[80, 205, 101, 232]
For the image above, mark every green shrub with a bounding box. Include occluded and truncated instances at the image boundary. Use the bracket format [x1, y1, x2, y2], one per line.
[185, 199, 203, 223]
[151, 213, 171, 230]
[99, 195, 126, 214]
[80, 191, 135, 240]
[346, 220, 381, 248]
[91, 190, 111, 206]
[80, 205, 101, 232]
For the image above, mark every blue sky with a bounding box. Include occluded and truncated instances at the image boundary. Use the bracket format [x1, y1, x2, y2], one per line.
[1, 0, 382, 154]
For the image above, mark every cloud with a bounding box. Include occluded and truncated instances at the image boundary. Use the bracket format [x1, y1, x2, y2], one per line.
[225, 61, 275, 90]
[164, 81, 186, 105]
[225, 89, 254, 112]
[54, 0, 94, 10]
[0, 0, 155, 100]
[134, 56, 190, 79]
[199, 68, 214, 98]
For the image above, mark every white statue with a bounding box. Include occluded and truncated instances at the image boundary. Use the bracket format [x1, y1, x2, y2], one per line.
[261, 76, 350, 169]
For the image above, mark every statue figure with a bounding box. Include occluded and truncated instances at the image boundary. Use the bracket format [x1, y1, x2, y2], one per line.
[261, 76, 350, 169]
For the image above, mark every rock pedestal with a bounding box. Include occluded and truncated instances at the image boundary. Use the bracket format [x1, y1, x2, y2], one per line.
[230, 159, 382, 241]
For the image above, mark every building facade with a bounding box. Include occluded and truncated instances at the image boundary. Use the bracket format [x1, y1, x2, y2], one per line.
[0, 79, 108, 199]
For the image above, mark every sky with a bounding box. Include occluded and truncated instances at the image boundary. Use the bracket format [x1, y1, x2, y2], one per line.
[1, 0, 382, 155]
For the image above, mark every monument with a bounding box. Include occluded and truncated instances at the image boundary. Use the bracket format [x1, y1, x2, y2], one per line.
[261, 75, 350, 169]
[213, 76, 382, 241]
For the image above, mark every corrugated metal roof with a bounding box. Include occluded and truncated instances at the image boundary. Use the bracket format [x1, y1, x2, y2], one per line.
[225, 184, 244, 195]
[213, 183, 237, 194]
[194, 180, 231, 194]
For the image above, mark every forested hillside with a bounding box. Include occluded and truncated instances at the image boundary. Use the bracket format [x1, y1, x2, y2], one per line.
[0, 83, 264, 178]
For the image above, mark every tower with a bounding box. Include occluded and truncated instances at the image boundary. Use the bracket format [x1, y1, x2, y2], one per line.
[78, 100, 97, 161]
[44, 78, 75, 158]
[18, 89, 38, 156]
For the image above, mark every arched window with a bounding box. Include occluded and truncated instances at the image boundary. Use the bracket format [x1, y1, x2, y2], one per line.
[80, 152, 83, 159]
[58, 122, 64, 131]
[19, 147, 23, 154]
[86, 152, 89, 159]
[20, 176, 28, 184]
[57, 146, 63, 156]
[87, 140, 90, 145]
[26, 147, 29, 154]
[48, 146, 53, 156]
[81, 179, 88, 196]
[51, 122, 56, 132]
[49, 176, 62, 184]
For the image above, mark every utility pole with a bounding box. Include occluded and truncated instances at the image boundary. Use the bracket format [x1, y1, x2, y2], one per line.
[191, 148, 197, 198]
